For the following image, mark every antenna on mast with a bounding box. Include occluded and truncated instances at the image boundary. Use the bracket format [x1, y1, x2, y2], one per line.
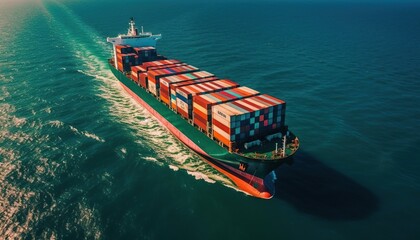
[128, 17, 137, 36]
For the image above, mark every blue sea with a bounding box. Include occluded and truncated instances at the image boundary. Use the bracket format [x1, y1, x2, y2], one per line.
[1, 0, 419, 239]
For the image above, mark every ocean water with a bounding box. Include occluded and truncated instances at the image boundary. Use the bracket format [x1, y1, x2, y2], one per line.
[1, 0, 419, 239]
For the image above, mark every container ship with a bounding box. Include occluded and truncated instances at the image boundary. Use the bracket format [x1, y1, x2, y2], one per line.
[107, 18, 299, 199]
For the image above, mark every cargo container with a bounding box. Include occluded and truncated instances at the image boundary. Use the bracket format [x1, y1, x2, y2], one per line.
[116, 52, 137, 72]
[158, 71, 216, 106]
[176, 79, 240, 119]
[136, 63, 191, 87]
[134, 46, 157, 57]
[211, 94, 286, 149]
[142, 59, 181, 70]
[130, 65, 146, 83]
[131, 63, 188, 84]
[147, 65, 199, 96]
[134, 46, 158, 63]
[193, 86, 260, 132]
[115, 45, 134, 54]
[168, 77, 218, 109]
[139, 72, 148, 88]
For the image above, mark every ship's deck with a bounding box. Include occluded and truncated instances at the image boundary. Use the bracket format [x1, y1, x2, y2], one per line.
[111, 59, 299, 161]
[237, 134, 299, 160]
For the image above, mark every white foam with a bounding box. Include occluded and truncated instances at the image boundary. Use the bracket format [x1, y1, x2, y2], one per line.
[0, 149, 17, 181]
[81, 131, 105, 143]
[69, 125, 105, 143]
[0, 129, 33, 144]
[120, 147, 127, 155]
[143, 156, 158, 162]
[0, 86, 10, 101]
[169, 165, 179, 171]
[69, 125, 78, 134]
[13, 116, 26, 127]
[186, 171, 216, 184]
[143, 156, 163, 166]
[48, 120, 64, 128]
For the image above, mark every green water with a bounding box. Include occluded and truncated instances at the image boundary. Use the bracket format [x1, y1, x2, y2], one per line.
[0, 0, 419, 239]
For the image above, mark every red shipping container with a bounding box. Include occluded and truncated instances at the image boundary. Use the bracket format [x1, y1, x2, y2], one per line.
[147, 67, 201, 96]
[160, 95, 170, 106]
[147, 65, 198, 82]
[117, 62, 123, 71]
[213, 118, 231, 134]
[160, 87, 170, 105]
[142, 59, 181, 69]
[170, 77, 218, 94]
[145, 63, 186, 72]
[193, 112, 208, 131]
[131, 73, 137, 82]
[178, 107, 189, 119]
[140, 73, 148, 88]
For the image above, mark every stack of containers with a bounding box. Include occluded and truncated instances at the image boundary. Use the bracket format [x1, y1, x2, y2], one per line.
[137, 60, 184, 88]
[147, 63, 186, 71]
[211, 94, 286, 150]
[159, 71, 216, 106]
[193, 87, 260, 132]
[115, 45, 136, 72]
[176, 80, 240, 119]
[136, 63, 187, 87]
[133, 46, 157, 63]
[168, 77, 218, 109]
[142, 59, 181, 69]
[115, 45, 134, 54]
[130, 65, 146, 83]
[117, 53, 137, 72]
[147, 65, 199, 96]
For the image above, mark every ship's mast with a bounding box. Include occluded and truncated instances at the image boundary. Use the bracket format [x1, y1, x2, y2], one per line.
[128, 17, 138, 36]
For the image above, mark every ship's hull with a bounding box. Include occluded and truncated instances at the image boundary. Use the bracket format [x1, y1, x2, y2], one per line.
[109, 63, 293, 199]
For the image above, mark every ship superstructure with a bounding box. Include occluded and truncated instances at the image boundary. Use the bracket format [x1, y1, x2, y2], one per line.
[107, 17, 161, 69]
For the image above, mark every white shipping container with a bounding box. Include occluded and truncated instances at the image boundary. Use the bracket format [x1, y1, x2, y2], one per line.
[160, 78, 170, 87]
[148, 82, 158, 96]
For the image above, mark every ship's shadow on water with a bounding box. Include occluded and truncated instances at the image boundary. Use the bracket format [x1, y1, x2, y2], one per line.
[273, 151, 379, 221]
